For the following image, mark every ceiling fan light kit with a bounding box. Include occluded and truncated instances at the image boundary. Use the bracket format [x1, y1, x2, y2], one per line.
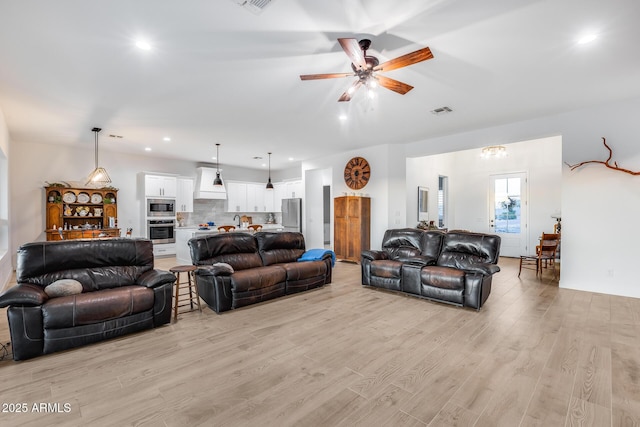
[300, 38, 433, 102]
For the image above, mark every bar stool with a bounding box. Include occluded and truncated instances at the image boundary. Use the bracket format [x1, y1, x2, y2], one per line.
[170, 265, 201, 321]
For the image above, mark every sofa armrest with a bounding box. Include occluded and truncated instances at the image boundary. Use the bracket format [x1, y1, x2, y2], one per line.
[463, 263, 501, 276]
[361, 250, 388, 262]
[0, 284, 48, 308]
[137, 269, 177, 289]
[195, 265, 234, 277]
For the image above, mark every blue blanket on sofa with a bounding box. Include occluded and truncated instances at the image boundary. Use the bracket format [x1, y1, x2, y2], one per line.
[297, 249, 336, 267]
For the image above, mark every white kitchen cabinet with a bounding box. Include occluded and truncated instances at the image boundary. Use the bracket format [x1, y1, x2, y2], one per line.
[145, 174, 177, 198]
[265, 186, 276, 212]
[272, 183, 286, 212]
[226, 182, 247, 212]
[226, 180, 300, 212]
[176, 177, 194, 212]
[246, 183, 266, 212]
[285, 180, 303, 198]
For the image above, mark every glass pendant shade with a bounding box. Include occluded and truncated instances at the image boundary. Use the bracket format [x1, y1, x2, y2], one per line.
[86, 127, 112, 187]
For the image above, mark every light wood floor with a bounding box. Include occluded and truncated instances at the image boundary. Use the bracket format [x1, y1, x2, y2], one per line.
[1, 257, 640, 426]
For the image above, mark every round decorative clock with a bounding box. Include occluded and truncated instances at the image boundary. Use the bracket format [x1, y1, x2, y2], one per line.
[344, 157, 371, 190]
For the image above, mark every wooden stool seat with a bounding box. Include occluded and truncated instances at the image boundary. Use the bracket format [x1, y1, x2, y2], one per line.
[170, 265, 201, 321]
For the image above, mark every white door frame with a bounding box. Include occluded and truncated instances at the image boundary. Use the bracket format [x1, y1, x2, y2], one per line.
[488, 172, 529, 257]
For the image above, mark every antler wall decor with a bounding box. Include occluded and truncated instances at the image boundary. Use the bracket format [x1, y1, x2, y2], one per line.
[565, 137, 640, 176]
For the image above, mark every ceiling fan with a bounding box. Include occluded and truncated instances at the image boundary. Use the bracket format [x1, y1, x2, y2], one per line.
[300, 38, 433, 102]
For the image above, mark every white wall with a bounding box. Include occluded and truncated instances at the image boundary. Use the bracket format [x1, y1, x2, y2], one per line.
[9, 140, 200, 265]
[404, 96, 640, 298]
[0, 108, 11, 290]
[406, 136, 562, 254]
[303, 144, 404, 251]
[304, 167, 331, 248]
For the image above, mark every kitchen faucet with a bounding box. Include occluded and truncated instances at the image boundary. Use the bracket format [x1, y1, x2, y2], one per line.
[233, 214, 241, 227]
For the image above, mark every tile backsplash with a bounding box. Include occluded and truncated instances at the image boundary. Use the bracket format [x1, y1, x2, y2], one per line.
[177, 199, 280, 227]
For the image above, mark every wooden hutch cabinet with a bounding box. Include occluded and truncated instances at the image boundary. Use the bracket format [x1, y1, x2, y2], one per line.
[334, 196, 371, 263]
[45, 186, 120, 241]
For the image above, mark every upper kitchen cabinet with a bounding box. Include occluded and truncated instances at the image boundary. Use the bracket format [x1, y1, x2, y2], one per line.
[144, 174, 177, 198]
[285, 180, 303, 198]
[176, 177, 194, 212]
[226, 181, 248, 212]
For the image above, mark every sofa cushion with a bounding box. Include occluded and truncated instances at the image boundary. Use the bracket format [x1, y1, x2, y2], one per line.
[370, 260, 403, 278]
[256, 232, 306, 265]
[42, 286, 154, 329]
[421, 266, 465, 290]
[189, 233, 263, 271]
[281, 260, 327, 281]
[386, 246, 422, 261]
[17, 239, 154, 289]
[44, 279, 83, 298]
[230, 265, 287, 293]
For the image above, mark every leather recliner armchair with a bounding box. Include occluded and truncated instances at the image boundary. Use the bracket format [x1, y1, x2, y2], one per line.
[0, 238, 175, 360]
[361, 228, 500, 309]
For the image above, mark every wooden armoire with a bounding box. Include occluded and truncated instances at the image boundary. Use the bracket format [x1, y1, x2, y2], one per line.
[334, 196, 371, 263]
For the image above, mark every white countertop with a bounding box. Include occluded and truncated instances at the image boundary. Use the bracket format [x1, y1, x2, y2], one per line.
[175, 224, 284, 233]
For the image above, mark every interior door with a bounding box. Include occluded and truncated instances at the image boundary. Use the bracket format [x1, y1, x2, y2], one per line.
[489, 172, 528, 257]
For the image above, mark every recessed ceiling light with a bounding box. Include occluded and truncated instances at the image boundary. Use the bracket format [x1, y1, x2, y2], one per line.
[163, 137, 171, 142]
[136, 39, 151, 50]
[211, 156, 217, 160]
[145, 147, 152, 151]
[338, 114, 348, 121]
[288, 157, 294, 161]
[577, 33, 597, 44]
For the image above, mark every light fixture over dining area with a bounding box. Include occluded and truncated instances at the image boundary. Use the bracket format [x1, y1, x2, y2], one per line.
[85, 127, 112, 187]
[480, 145, 507, 159]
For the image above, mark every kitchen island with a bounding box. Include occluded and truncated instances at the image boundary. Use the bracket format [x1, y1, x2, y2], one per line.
[174, 224, 284, 265]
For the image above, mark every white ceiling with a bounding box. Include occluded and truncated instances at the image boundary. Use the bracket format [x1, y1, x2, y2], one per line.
[0, 0, 639, 171]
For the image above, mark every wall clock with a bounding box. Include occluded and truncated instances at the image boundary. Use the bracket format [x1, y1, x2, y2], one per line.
[344, 157, 371, 190]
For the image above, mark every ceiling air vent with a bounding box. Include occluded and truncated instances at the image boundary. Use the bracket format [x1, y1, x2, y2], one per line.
[430, 106, 453, 115]
[231, 0, 273, 14]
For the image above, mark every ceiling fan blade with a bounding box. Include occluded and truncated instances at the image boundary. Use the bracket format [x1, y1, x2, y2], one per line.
[338, 38, 367, 71]
[375, 75, 414, 95]
[300, 72, 354, 81]
[338, 80, 363, 102]
[373, 47, 433, 72]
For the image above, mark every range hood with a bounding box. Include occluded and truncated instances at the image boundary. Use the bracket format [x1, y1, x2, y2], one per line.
[194, 167, 227, 199]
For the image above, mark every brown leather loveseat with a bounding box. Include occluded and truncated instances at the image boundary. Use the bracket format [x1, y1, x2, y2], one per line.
[0, 238, 175, 360]
[189, 231, 333, 313]
[361, 228, 501, 309]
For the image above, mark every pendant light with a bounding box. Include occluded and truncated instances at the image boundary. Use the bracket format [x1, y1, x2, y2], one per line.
[266, 152, 274, 189]
[85, 127, 112, 187]
[214, 143, 223, 186]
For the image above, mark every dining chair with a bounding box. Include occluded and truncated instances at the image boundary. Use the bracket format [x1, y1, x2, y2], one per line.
[519, 232, 560, 279]
[217, 225, 236, 232]
[247, 224, 262, 232]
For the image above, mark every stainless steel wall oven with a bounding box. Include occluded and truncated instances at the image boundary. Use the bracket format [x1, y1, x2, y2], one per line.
[147, 219, 175, 244]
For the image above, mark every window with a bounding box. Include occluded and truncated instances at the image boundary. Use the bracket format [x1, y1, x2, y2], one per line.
[438, 175, 448, 228]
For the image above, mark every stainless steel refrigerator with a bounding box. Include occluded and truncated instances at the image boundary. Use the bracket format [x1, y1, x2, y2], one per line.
[281, 198, 302, 232]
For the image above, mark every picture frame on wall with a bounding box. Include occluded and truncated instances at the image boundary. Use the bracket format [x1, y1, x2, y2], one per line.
[418, 186, 429, 221]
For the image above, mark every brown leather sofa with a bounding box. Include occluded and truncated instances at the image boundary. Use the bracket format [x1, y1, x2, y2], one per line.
[189, 231, 333, 313]
[361, 228, 501, 309]
[0, 238, 175, 360]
